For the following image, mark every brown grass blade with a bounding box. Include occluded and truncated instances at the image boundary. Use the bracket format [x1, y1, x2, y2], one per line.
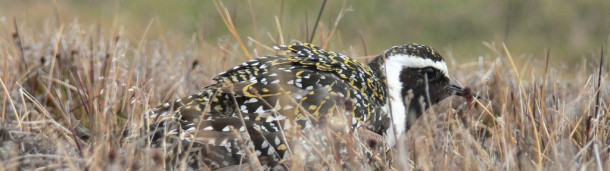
[213, 0, 252, 60]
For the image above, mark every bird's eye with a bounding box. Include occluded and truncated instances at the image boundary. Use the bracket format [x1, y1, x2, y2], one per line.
[421, 67, 439, 80]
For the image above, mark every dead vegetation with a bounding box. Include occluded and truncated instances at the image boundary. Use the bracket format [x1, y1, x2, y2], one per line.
[1, 1, 609, 170]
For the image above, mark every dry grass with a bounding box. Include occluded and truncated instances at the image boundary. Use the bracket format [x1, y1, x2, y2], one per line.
[1, 2, 609, 171]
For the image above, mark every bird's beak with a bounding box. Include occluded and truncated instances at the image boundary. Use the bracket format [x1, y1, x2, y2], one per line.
[447, 83, 464, 97]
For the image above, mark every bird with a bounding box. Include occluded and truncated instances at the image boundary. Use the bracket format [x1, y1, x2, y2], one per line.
[145, 42, 465, 170]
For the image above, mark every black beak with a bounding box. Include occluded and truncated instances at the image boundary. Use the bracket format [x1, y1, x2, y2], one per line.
[447, 83, 464, 96]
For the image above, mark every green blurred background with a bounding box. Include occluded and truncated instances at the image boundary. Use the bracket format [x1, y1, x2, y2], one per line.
[1, 0, 608, 65]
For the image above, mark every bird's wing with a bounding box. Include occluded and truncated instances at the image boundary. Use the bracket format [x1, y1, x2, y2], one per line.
[146, 43, 390, 169]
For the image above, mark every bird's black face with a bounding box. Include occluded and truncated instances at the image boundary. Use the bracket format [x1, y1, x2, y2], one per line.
[399, 66, 461, 115]
[375, 43, 465, 135]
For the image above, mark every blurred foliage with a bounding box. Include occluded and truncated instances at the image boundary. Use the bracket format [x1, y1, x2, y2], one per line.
[1, 0, 608, 64]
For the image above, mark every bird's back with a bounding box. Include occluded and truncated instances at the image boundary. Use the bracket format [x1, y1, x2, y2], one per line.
[147, 43, 390, 169]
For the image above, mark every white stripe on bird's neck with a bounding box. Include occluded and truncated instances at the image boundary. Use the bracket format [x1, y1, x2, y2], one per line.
[383, 54, 448, 146]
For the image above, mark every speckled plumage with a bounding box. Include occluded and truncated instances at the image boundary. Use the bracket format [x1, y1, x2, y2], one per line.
[147, 42, 462, 170]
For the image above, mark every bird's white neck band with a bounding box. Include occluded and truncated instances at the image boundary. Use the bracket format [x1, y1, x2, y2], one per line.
[383, 54, 448, 146]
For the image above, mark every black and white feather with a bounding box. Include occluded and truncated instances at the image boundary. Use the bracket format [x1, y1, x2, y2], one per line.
[145, 43, 464, 170]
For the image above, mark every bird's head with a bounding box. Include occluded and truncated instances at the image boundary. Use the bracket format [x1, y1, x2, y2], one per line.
[369, 43, 464, 139]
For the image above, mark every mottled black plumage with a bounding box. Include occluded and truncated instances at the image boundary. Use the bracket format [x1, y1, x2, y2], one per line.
[146, 43, 464, 170]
